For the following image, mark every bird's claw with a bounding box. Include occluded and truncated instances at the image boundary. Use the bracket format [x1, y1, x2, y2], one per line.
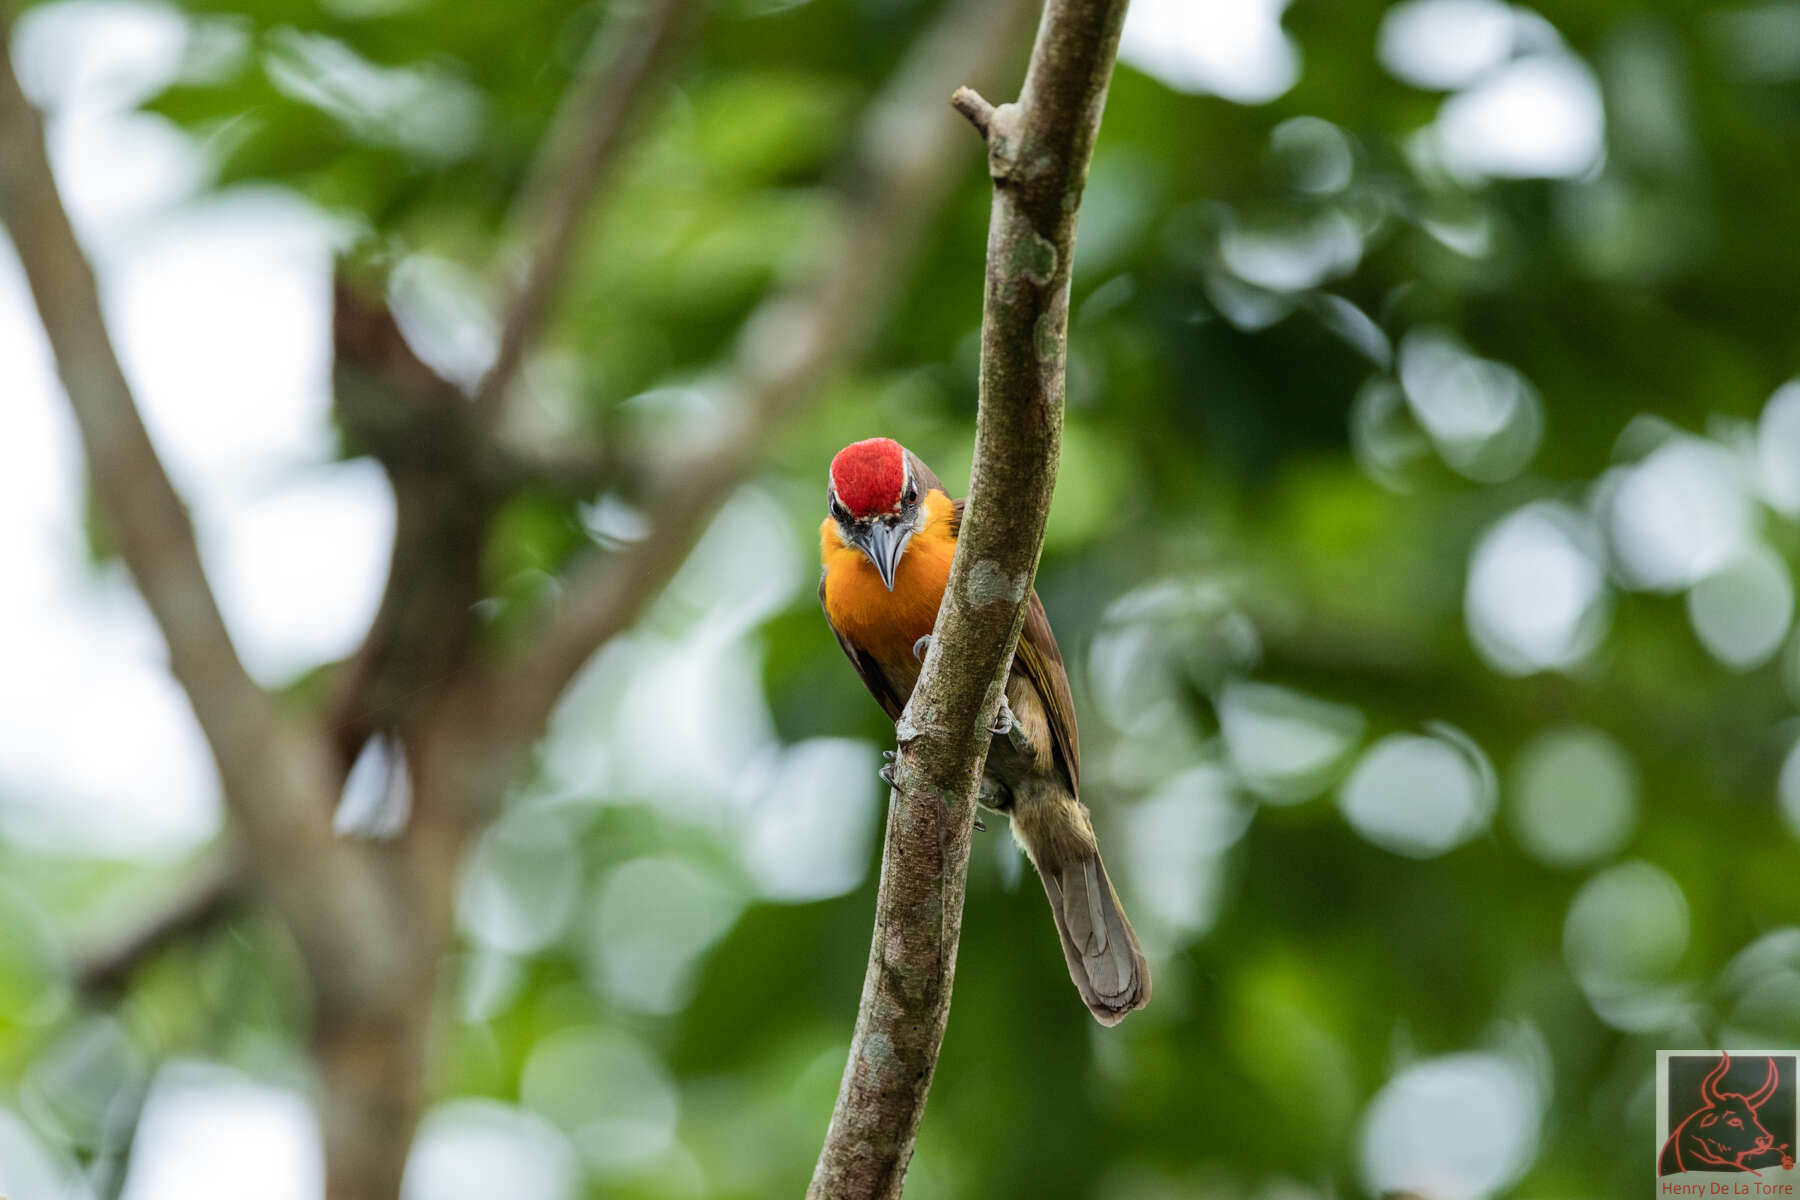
[912, 635, 932, 662]
[990, 695, 1037, 757]
[882, 748, 983, 830]
[990, 694, 1015, 737]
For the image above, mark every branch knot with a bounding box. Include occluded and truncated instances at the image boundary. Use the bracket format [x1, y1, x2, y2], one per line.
[949, 86, 994, 139]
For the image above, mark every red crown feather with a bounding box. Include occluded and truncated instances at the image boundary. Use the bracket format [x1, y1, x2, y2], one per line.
[830, 437, 907, 517]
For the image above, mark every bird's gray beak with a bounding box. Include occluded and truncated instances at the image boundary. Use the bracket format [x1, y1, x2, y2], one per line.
[854, 520, 912, 592]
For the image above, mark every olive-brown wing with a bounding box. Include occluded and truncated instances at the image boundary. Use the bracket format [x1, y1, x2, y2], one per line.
[946, 497, 1081, 796]
[1014, 591, 1081, 795]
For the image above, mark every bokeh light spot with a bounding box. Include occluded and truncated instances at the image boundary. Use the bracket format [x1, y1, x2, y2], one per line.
[458, 807, 583, 957]
[0, 1105, 85, 1200]
[1121, 765, 1253, 945]
[1606, 435, 1753, 592]
[1399, 328, 1543, 481]
[23, 1014, 143, 1155]
[1377, 0, 1516, 90]
[206, 459, 396, 686]
[1358, 1052, 1541, 1200]
[1719, 929, 1800, 1045]
[1779, 739, 1800, 842]
[520, 1028, 679, 1176]
[1268, 117, 1355, 195]
[1219, 210, 1362, 292]
[1218, 680, 1365, 804]
[1758, 380, 1800, 514]
[1687, 546, 1794, 671]
[123, 1061, 321, 1200]
[1437, 54, 1606, 179]
[1351, 378, 1432, 488]
[1562, 863, 1684, 1014]
[740, 738, 880, 902]
[585, 856, 743, 1015]
[404, 1100, 576, 1200]
[1338, 729, 1492, 858]
[1466, 502, 1609, 674]
[1120, 0, 1300, 104]
[1509, 726, 1637, 868]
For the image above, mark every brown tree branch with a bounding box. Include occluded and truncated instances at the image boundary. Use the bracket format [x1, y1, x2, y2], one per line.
[0, 45, 297, 842]
[74, 859, 247, 998]
[472, 0, 693, 428]
[807, 2, 1130, 1196]
[486, 0, 1044, 758]
[949, 85, 995, 138]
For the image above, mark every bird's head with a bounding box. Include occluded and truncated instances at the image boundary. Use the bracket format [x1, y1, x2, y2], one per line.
[828, 437, 924, 591]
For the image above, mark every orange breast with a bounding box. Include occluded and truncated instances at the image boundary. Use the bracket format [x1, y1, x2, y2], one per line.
[821, 489, 957, 666]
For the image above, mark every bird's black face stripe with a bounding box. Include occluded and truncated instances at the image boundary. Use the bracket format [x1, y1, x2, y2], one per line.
[828, 488, 854, 536]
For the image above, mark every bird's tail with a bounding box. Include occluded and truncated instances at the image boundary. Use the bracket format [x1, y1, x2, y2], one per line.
[1016, 804, 1150, 1025]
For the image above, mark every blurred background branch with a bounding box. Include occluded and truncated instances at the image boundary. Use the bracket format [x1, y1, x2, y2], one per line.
[1, 31, 442, 1199]
[473, 0, 693, 430]
[0, 26, 377, 960]
[73, 856, 246, 998]
[492, 0, 1043, 751]
[0, 7, 411, 1013]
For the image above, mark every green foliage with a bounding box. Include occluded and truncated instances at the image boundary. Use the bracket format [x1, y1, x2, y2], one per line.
[10, 0, 1800, 1196]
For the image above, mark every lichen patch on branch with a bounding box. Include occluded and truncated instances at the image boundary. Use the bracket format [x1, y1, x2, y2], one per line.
[1009, 230, 1059, 287]
[966, 559, 1029, 608]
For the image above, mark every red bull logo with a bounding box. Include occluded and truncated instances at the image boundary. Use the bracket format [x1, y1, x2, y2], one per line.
[1659, 1052, 1798, 1189]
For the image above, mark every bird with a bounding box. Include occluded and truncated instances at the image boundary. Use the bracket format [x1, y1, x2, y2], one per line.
[818, 435, 1150, 1025]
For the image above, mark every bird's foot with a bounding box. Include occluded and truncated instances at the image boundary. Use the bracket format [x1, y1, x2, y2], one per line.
[912, 634, 932, 662]
[990, 694, 1036, 757]
[990, 694, 1014, 736]
[883, 748, 984, 830]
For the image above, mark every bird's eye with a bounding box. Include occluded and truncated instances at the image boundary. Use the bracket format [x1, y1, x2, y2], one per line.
[831, 496, 850, 522]
[903, 483, 917, 506]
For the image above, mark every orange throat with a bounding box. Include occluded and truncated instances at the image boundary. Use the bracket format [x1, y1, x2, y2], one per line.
[821, 489, 957, 667]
